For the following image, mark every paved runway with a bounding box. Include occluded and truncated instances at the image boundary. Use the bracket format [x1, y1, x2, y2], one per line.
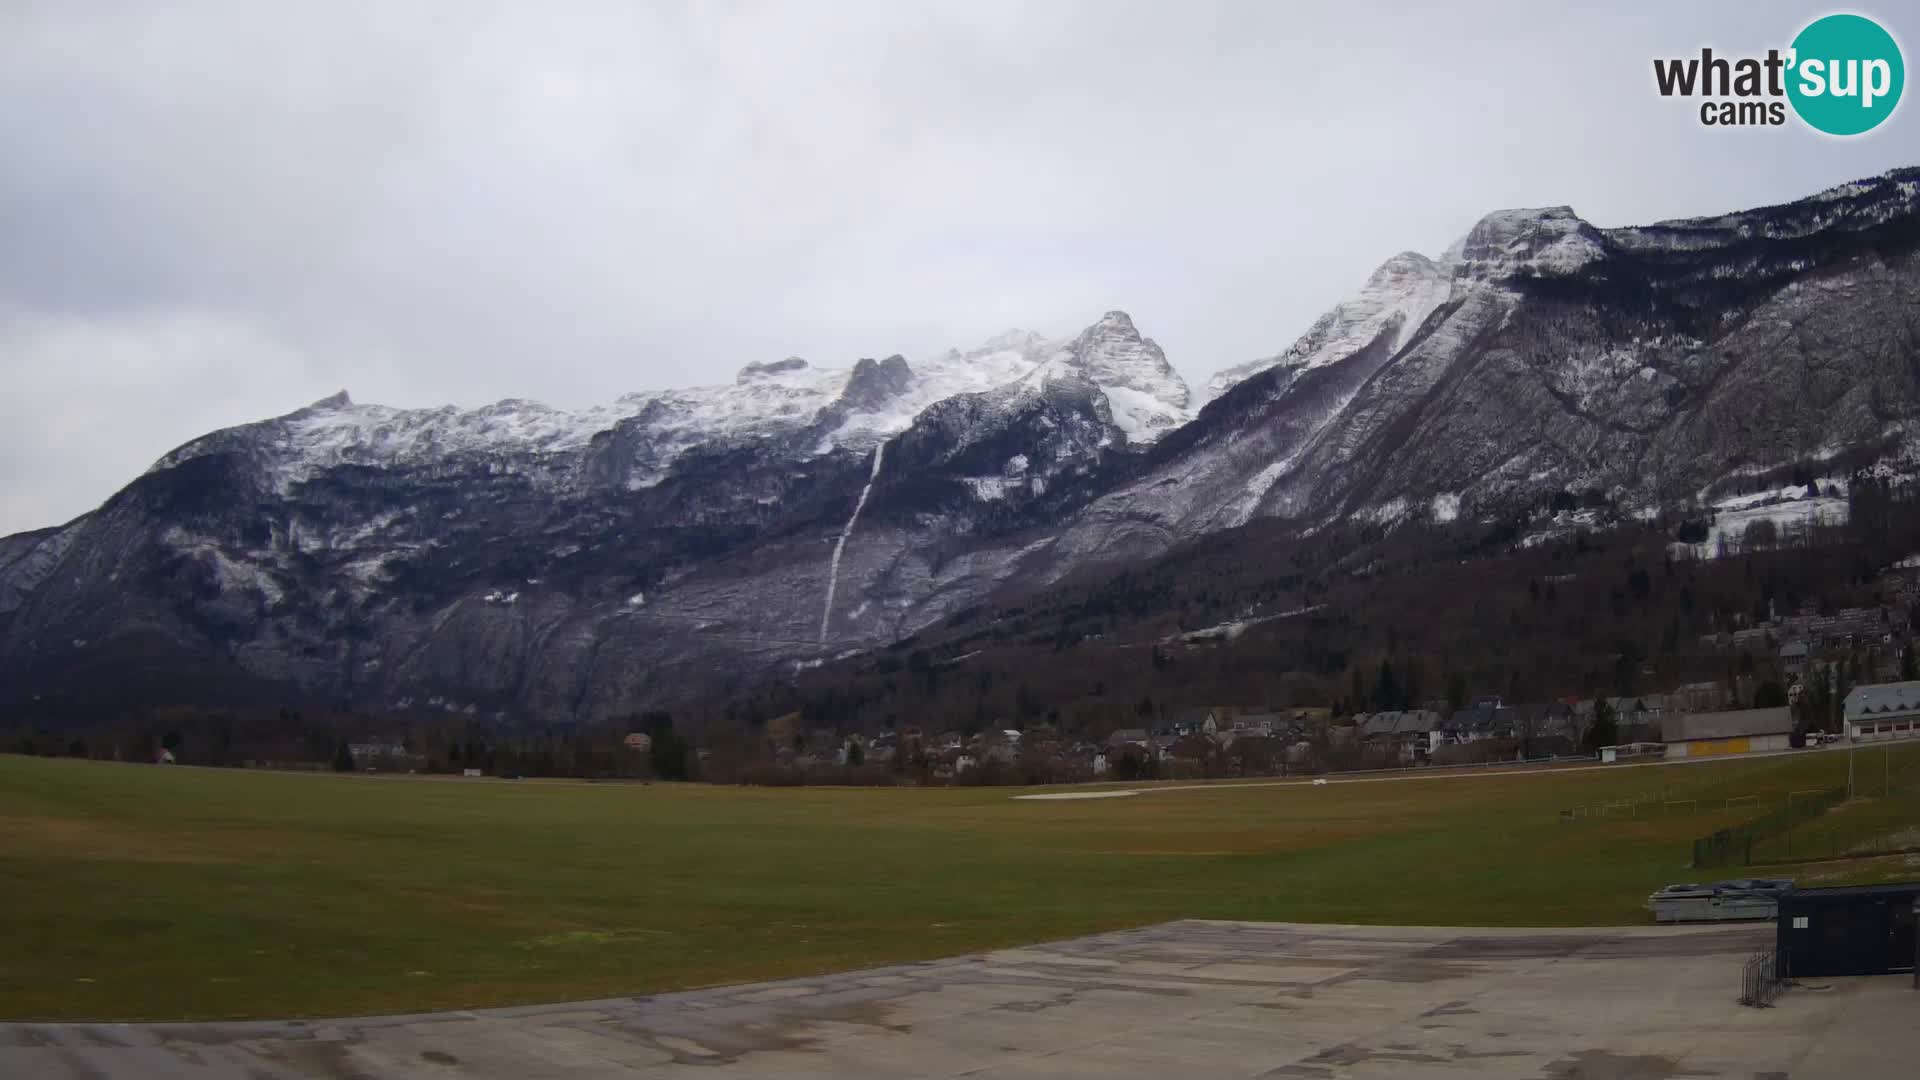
[3, 920, 1913, 1078]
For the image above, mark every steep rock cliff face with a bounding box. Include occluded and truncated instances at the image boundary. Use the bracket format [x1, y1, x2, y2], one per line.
[4, 169, 1918, 722]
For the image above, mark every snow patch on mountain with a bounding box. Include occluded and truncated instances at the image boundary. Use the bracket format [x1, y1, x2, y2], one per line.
[187, 392, 644, 490]
[1671, 493, 1850, 561]
[963, 476, 1015, 501]
[0, 526, 76, 615]
[1221, 360, 1389, 528]
[1225, 454, 1302, 529]
[161, 526, 285, 605]
[824, 333, 1056, 449]
[1357, 497, 1410, 525]
[819, 439, 888, 644]
[1204, 252, 1453, 401]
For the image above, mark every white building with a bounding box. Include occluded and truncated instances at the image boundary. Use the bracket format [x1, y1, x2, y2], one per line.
[1843, 682, 1920, 743]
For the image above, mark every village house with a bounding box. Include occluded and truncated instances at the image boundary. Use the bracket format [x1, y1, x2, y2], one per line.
[1455, 707, 1487, 744]
[1673, 681, 1731, 713]
[929, 746, 974, 779]
[835, 734, 870, 766]
[1229, 712, 1282, 738]
[1170, 707, 1214, 736]
[1779, 640, 1810, 679]
[1701, 604, 1899, 656]
[1397, 710, 1446, 757]
[1170, 706, 1276, 737]
[1881, 563, 1920, 607]
[347, 741, 413, 769]
[1067, 742, 1110, 776]
[1167, 733, 1220, 769]
[1355, 711, 1396, 747]
[979, 729, 1021, 765]
[1357, 710, 1444, 762]
[1509, 702, 1579, 757]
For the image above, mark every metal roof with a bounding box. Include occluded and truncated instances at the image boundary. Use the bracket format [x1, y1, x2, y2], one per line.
[1364, 712, 1393, 734]
[1844, 680, 1920, 719]
[1659, 707, 1793, 742]
[1780, 882, 1920, 902]
[1395, 710, 1443, 733]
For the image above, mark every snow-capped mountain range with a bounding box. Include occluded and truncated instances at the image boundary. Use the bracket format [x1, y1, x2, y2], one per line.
[154, 311, 1192, 499]
[4, 167, 1919, 723]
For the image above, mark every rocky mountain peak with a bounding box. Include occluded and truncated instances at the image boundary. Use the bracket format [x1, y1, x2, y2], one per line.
[1043, 311, 1192, 440]
[735, 357, 811, 384]
[292, 390, 354, 414]
[1444, 205, 1603, 280]
[838, 354, 916, 412]
[975, 328, 1046, 353]
[1373, 251, 1438, 277]
[1202, 249, 1454, 402]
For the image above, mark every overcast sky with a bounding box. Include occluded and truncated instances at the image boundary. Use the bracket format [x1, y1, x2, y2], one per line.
[1, 2, 1913, 535]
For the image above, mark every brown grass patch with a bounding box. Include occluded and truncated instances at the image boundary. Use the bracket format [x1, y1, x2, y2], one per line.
[0, 815, 236, 864]
[0, 815, 309, 866]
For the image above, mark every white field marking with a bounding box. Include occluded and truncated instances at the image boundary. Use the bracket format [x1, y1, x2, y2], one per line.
[1006, 744, 1856, 801]
[1012, 790, 1142, 801]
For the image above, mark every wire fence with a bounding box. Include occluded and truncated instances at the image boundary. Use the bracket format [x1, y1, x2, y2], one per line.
[1692, 786, 1848, 868]
[1558, 786, 1684, 821]
[1750, 784, 1920, 864]
[1559, 791, 1773, 822]
[1554, 743, 1920, 868]
[1739, 945, 1786, 1007]
[1688, 751, 1920, 867]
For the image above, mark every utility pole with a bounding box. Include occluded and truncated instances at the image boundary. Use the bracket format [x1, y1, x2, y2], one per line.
[1843, 680, 1854, 798]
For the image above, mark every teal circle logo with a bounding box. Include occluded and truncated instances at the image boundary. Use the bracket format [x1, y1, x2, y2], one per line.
[1787, 14, 1904, 135]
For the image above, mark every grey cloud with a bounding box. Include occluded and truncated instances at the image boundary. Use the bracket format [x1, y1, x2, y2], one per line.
[0, 0, 1913, 533]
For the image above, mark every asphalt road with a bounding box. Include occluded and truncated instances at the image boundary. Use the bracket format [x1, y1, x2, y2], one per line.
[4, 920, 1913, 1078]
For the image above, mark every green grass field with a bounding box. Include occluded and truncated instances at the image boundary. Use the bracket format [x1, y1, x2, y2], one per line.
[3, 749, 1918, 1022]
